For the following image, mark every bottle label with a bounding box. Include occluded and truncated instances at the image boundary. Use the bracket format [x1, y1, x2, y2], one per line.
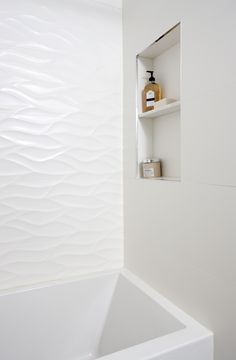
[143, 168, 154, 177]
[146, 90, 155, 107]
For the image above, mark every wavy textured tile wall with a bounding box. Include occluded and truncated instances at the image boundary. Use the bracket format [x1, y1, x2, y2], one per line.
[0, 0, 123, 290]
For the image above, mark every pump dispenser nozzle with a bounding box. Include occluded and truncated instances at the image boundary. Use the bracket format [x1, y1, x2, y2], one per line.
[146, 70, 156, 83]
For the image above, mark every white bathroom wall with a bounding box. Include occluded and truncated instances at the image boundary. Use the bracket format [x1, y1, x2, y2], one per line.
[123, 1, 236, 359]
[0, 0, 123, 290]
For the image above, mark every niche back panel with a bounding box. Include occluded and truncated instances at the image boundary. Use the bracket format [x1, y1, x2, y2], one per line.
[136, 24, 181, 181]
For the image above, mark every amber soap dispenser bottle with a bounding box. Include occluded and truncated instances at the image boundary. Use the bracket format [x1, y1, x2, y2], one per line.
[142, 71, 162, 112]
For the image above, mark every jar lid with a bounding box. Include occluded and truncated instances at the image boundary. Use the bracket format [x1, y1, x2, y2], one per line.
[143, 158, 160, 164]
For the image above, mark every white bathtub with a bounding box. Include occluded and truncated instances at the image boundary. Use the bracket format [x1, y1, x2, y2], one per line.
[0, 269, 213, 360]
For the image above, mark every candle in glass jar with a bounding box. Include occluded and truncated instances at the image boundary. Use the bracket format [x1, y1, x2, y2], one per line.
[142, 159, 162, 178]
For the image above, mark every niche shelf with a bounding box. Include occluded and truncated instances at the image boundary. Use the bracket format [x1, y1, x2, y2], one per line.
[136, 23, 181, 181]
[139, 101, 180, 119]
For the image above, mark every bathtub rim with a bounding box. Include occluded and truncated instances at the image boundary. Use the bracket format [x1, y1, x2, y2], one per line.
[0, 268, 121, 297]
[0, 267, 213, 360]
[96, 268, 213, 360]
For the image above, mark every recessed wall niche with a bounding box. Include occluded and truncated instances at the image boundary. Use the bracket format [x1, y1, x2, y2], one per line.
[136, 23, 181, 181]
